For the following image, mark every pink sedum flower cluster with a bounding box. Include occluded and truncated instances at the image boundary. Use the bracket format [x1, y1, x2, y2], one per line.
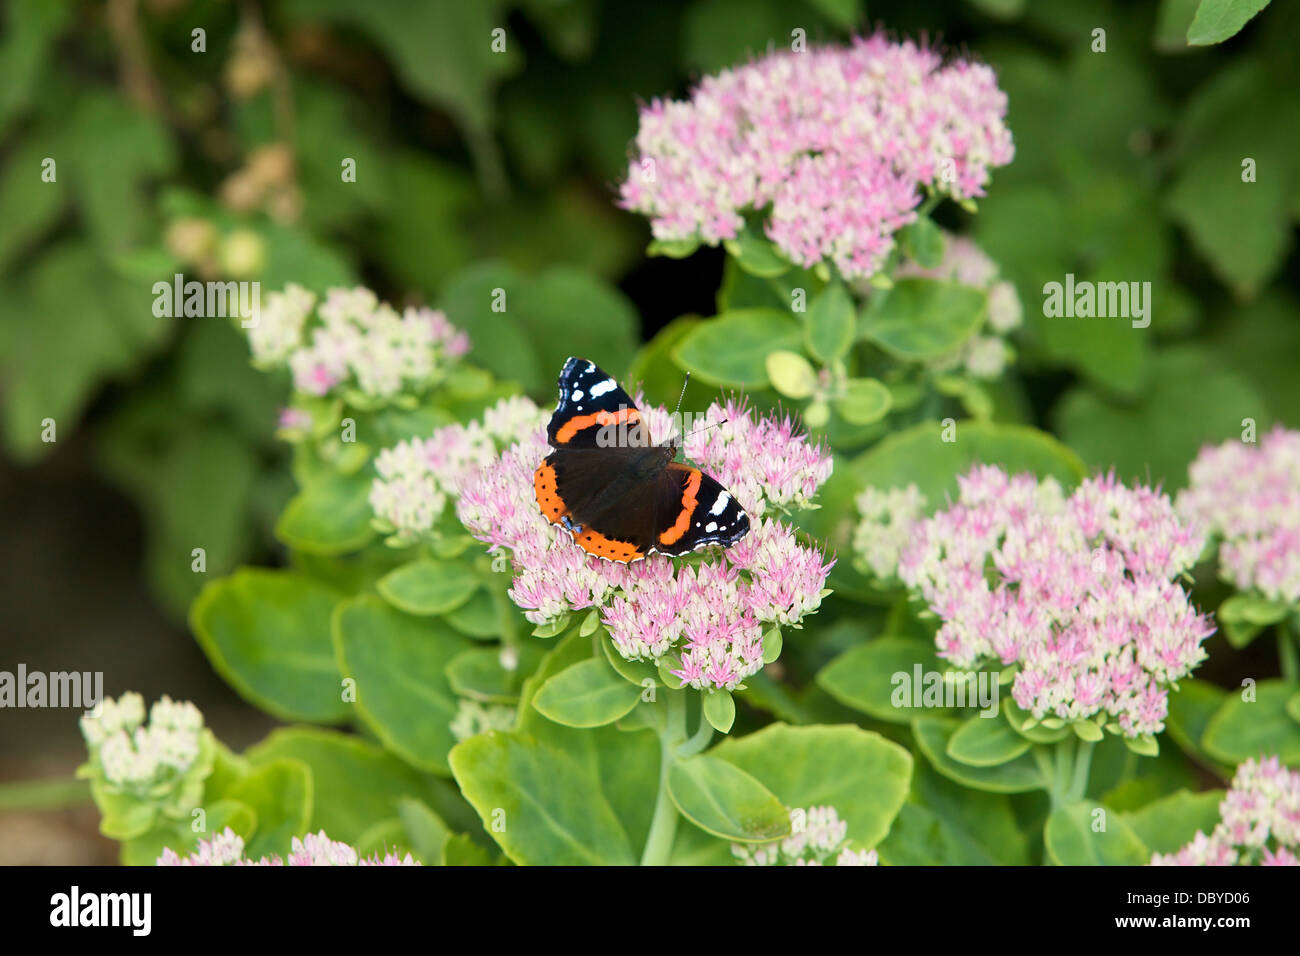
[247, 284, 469, 400]
[417, 394, 836, 691]
[1152, 757, 1300, 866]
[733, 806, 878, 866]
[896, 466, 1213, 737]
[1176, 426, 1300, 606]
[370, 397, 547, 543]
[157, 827, 419, 866]
[619, 34, 1014, 280]
[853, 484, 927, 581]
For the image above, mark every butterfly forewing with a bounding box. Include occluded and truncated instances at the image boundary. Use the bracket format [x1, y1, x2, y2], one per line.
[545, 357, 650, 450]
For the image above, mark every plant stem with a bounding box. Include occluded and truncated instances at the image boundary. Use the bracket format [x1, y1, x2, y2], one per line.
[0, 777, 91, 811]
[1068, 740, 1096, 803]
[640, 690, 687, 866]
[1032, 744, 1056, 798]
[1053, 736, 1076, 807]
[1279, 620, 1298, 683]
[677, 702, 715, 759]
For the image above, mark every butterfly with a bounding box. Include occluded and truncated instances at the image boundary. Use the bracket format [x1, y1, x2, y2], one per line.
[533, 357, 751, 563]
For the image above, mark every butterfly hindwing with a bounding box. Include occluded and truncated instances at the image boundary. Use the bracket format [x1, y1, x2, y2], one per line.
[653, 463, 750, 556]
[545, 356, 649, 449]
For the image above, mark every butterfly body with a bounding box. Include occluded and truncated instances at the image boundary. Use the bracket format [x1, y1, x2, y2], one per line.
[535, 357, 750, 563]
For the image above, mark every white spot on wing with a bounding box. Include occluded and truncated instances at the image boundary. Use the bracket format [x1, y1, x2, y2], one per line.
[571, 389, 584, 401]
[589, 378, 616, 398]
[709, 491, 731, 516]
[705, 521, 718, 533]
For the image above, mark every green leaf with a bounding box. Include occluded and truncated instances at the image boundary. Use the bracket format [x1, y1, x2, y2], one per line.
[449, 732, 637, 865]
[396, 797, 452, 864]
[514, 267, 641, 389]
[667, 755, 790, 842]
[816, 637, 958, 723]
[761, 626, 783, 665]
[899, 217, 946, 268]
[703, 690, 736, 734]
[0, 0, 74, 133]
[246, 727, 454, 846]
[190, 569, 349, 723]
[276, 470, 376, 556]
[283, 0, 519, 170]
[860, 278, 986, 361]
[0, 137, 66, 272]
[647, 238, 701, 259]
[711, 723, 913, 850]
[855, 420, 1087, 510]
[1203, 679, 1300, 764]
[1057, 347, 1269, 493]
[333, 596, 468, 773]
[376, 558, 479, 616]
[1044, 800, 1151, 865]
[1073, 720, 1105, 742]
[446, 644, 543, 703]
[627, 315, 703, 408]
[673, 309, 801, 387]
[804, 280, 856, 362]
[600, 634, 660, 687]
[1166, 678, 1230, 768]
[876, 762, 1031, 865]
[1124, 734, 1160, 757]
[445, 588, 499, 638]
[121, 800, 256, 866]
[437, 261, 540, 391]
[1121, 789, 1225, 855]
[912, 717, 1044, 793]
[765, 349, 817, 399]
[1165, 59, 1295, 296]
[225, 759, 313, 861]
[835, 378, 892, 425]
[724, 220, 790, 277]
[517, 633, 661, 850]
[1217, 593, 1291, 648]
[62, 92, 175, 253]
[533, 657, 643, 727]
[442, 832, 494, 866]
[946, 713, 1033, 767]
[1186, 0, 1272, 45]
[1002, 699, 1069, 743]
[2, 244, 170, 461]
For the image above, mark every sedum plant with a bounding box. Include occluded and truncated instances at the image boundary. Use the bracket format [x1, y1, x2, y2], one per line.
[62, 25, 1300, 870]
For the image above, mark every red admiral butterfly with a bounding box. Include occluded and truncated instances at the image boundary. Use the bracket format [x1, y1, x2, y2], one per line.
[534, 357, 751, 563]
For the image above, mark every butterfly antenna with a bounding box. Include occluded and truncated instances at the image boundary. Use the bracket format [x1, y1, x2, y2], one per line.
[684, 418, 728, 440]
[672, 371, 691, 417]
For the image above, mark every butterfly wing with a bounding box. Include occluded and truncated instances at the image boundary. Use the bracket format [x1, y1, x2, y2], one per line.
[545, 356, 650, 449]
[535, 446, 654, 562]
[652, 463, 750, 557]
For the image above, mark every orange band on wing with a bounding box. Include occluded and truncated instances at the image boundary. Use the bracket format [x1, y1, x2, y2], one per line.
[555, 407, 640, 444]
[574, 527, 643, 563]
[534, 460, 567, 522]
[658, 468, 702, 545]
